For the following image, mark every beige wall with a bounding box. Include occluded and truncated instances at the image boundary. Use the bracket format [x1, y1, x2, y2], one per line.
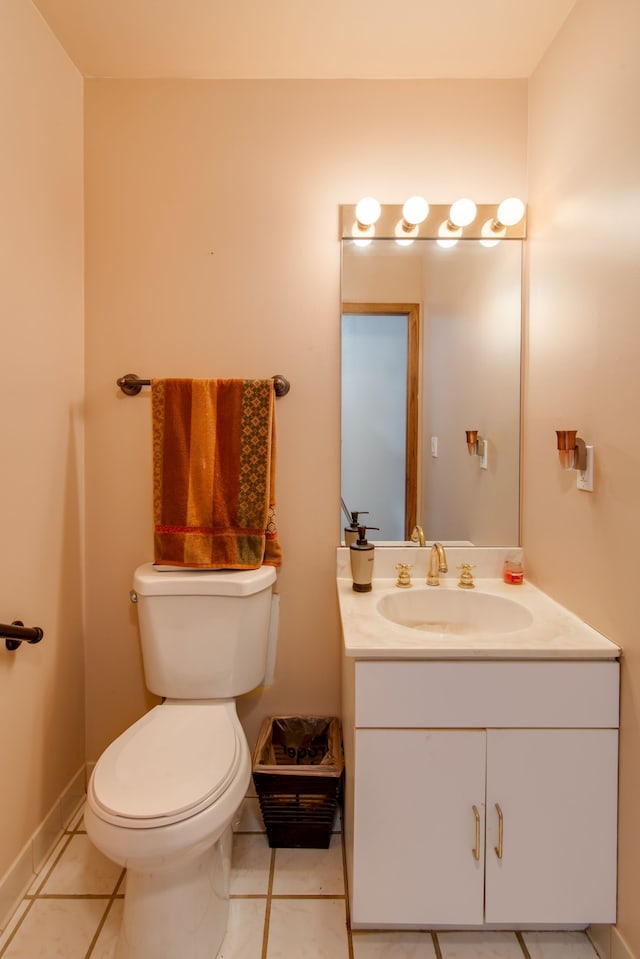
[0, 0, 84, 879]
[83, 79, 527, 758]
[527, 0, 640, 954]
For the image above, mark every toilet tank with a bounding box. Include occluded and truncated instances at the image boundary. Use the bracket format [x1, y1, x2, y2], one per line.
[132, 563, 277, 699]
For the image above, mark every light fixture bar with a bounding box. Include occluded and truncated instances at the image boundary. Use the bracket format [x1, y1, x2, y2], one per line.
[340, 203, 526, 240]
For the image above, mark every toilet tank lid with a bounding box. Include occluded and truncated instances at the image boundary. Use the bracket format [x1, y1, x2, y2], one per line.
[134, 563, 276, 597]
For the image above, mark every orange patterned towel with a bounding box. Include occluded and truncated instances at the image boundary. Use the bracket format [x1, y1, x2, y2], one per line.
[151, 378, 282, 569]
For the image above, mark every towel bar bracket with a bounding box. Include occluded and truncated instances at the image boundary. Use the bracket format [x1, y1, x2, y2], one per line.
[117, 373, 290, 397]
[272, 374, 290, 397]
[117, 373, 146, 396]
[2, 620, 44, 652]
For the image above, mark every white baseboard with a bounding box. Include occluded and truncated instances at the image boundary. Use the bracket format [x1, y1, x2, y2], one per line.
[0, 766, 86, 930]
[589, 925, 637, 959]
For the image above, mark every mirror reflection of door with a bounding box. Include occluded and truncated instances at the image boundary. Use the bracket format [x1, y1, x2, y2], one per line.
[341, 303, 419, 541]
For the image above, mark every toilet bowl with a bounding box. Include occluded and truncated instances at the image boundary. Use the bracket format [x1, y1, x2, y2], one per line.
[86, 701, 251, 959]
[85, 563, 277, 959]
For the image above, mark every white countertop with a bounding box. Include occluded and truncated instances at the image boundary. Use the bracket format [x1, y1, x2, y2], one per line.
[337, 576, 620, 661]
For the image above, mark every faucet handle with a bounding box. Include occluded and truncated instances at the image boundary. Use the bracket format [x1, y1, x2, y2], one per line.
[395, 563, 413, 588]
[457, 563, 476, 589]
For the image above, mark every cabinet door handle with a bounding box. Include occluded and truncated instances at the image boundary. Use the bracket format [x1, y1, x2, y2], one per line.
[494, 803, 504, 860]
[472, 805, 481, 861]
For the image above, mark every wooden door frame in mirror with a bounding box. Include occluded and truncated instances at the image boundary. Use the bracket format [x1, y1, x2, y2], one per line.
[342, 302, 419, 539]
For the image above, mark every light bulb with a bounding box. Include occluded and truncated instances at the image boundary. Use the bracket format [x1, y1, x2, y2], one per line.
[355, 196, 381, 228]
[449, 198, 477, 228]
[497, 197, 525, 227]
[402, 195, 429, 226]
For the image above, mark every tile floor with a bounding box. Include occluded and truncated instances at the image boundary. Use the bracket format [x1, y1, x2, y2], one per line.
[0, 795, 603, 959]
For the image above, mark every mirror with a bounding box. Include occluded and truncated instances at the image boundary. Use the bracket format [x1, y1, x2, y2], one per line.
[341, 238, 522, 546]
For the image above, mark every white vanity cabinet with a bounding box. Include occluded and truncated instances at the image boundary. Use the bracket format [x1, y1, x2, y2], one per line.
[344, 660, 619, 929]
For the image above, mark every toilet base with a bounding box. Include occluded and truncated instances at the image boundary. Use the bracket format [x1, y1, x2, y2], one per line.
[115, 827, 233, 959]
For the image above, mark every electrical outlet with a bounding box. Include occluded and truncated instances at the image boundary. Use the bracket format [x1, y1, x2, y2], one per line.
[431, 436, 438, 457]
[479, 438, 488, 470]
[576, 445, 594, 491]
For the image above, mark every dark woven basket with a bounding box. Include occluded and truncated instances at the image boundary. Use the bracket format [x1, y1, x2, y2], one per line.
[251, 716, 344, 848]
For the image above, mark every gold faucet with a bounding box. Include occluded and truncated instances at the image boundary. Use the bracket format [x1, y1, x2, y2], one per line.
[427, 543, 448, 586]
[410, 524, 426, 547]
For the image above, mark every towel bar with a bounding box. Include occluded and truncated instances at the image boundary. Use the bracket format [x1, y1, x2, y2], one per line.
[2, 620, 44, 652]
[117, 373, 290, 397]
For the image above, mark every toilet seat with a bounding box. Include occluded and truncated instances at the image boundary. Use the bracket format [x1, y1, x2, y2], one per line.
[89, 703, 242, 829]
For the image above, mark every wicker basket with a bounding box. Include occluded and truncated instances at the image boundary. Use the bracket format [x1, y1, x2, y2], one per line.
[251, 716, 344, 848]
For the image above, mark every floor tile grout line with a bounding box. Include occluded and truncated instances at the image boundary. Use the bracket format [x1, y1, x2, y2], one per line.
[84, 897, 117, 959]
[0, 899, 36, 959]
[260, 847, 276, 959]
[83, 866, 126, 958]
[270, 893, 347, 900]
[517, 930, 533, 959]
[431, 930, 443, 959]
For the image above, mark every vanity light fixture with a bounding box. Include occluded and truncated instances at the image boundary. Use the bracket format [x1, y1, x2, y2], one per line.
[341, 200, 526, 242]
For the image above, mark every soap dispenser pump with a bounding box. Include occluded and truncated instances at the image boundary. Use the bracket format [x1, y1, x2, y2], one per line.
[344, 510, 368, 546]
[349, 525, 379, 592]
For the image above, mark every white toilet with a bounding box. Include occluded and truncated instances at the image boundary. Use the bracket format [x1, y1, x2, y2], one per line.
[85, 562, 277, 959]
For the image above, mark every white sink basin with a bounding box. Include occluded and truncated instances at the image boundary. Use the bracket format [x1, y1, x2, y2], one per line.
[376, 588, 534, 635]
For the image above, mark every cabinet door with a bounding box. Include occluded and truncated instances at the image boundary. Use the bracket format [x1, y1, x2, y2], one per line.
[485, 728, 618, 924]
[352, 729, 486, 925]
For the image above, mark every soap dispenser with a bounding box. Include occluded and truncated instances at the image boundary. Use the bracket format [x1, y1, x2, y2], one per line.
[349, 525, 378, 592]
[344, 510, 368, 546]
